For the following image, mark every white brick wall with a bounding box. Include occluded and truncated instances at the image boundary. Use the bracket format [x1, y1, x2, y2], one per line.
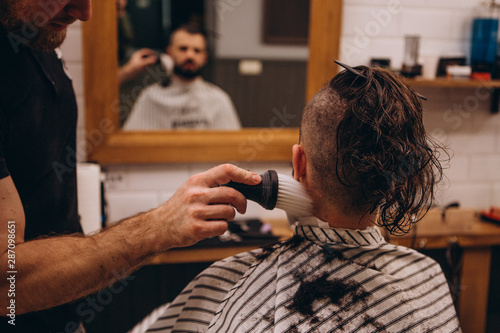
[102, 162, 292, 223]
[340, 0, 479, 67]
[419, 82, 500, 209]
[62, 0, 499, 225]
[59, 21, 86, 164]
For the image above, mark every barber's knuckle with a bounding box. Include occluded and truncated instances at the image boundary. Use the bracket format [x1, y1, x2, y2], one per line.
[188, 204, 204, 219]
[228, 190, 242, 203]
[220, 163, 234, 175]
[221, 204, 235, 217]
[221, 187, 234, 199]
[183, 206, 196, 219]
[226, 209, 236, 221]
[188, 173, 202, 184]
[190, 222, 206, 235]
[184, 188, 205, 203]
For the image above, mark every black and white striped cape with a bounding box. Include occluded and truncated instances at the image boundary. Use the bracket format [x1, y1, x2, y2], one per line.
[143, 225, 461, 332]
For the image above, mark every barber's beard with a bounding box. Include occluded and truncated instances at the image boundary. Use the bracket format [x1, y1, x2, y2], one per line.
[20, 26, 67, 51]
[173, 62, 203, 80]
[0, 2, 67, 51]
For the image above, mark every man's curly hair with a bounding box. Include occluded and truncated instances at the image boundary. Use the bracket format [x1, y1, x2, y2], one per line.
[301, 66, 445, 235]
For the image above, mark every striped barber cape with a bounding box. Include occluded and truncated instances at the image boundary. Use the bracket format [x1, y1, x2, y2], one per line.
[144, 223, 461, 333]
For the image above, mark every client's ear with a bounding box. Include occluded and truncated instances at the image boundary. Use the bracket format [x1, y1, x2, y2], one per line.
[292, 144, 307, 181]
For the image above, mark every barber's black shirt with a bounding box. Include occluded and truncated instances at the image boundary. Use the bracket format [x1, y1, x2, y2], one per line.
[0, 25, 83, 332]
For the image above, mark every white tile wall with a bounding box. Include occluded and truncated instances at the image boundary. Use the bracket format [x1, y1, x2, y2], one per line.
[420, 81, 500, 207]
[425, 0, 477, 9]
[63, 0, 499, 226]
[105, 191, 161, 225]
[442, 155, 469, 183]
[470, 156, 500, 181]
[497, 126, 500, 152]
[401, 9, 453, 39]
[60, 21, 86, 163]
[494, 182, 500, 203]
[439, 182, 493, 208]
[126, 164, 191, 191]
[340, 0, 480, 68]
[342, 6, 402, 38]
[102, 162, 293, 224]
[60, 23, 83, 61]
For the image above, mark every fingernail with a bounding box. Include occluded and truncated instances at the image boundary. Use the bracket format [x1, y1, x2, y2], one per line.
[253, 175, 260, 183]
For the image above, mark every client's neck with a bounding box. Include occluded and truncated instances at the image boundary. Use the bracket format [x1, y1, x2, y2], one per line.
[312, 194, 376, 230]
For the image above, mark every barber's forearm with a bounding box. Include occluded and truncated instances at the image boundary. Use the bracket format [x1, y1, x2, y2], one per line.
[118, 66, 133, 86]
[0, 164, 260, 315]
[118, 62, 144, 86]
[0, 211, 158, 315]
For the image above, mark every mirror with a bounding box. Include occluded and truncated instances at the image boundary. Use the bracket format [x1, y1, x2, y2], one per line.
[117, 0, 309, 130]
[82, 0, 342, 164]
[117, 0, 308, 130]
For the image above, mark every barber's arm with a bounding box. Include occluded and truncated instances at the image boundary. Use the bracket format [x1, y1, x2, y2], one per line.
[0, 164, 260, 315]
[118, 48, 158, 85]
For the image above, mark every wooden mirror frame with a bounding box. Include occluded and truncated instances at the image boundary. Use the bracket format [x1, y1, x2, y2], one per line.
[82, 0, 342, 164]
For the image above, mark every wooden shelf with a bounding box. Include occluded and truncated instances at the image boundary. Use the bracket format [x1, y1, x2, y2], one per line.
[149, 212, 500, 265]
[405, 77, 500, 113]
[406, 77, 500, 88]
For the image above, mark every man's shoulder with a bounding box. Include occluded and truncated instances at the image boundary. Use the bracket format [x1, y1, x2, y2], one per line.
[210, 250, 260, 270]
[0, 26, 36, 63]
[139, 82, 164, 93]
[0, 35, 24, 71]
[0, 25, 16, 58]
[197, 249, 263, 277]
[199, 79, 231, 97]
[183, 251, 260, 294]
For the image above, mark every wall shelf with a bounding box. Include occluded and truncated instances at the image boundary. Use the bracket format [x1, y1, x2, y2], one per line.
[406, 77, 500, 88]
[405, 78, 500, 113]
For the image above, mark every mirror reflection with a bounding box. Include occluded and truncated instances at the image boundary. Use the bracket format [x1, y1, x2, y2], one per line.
[116, 0, 309, 130]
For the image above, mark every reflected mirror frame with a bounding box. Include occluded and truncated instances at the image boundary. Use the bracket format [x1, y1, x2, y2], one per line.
[82, 0, 342, 164]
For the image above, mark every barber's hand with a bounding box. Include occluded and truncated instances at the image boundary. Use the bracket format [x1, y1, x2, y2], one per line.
[150, 164, 261, 250]
[118, 48, 158, 85]
[128, 48, 158, 71]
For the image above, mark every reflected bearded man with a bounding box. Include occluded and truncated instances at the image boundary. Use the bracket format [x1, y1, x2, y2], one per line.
[123, 23, 241, 130]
